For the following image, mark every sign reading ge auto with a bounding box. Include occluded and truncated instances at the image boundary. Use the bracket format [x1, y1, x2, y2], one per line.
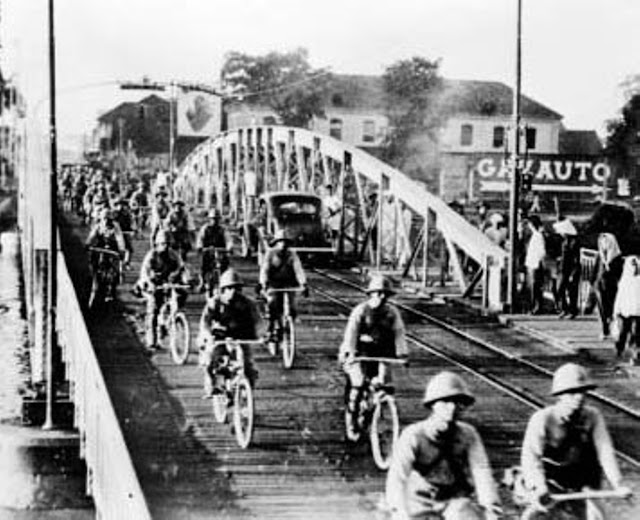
[476, 156, 611, 192]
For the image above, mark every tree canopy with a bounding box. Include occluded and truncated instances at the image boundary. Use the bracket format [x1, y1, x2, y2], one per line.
[381, 56, 444, 183]
[220, 48, 331, 128]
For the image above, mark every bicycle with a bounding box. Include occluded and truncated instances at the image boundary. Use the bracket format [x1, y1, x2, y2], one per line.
[87, 246, 121, 310]
[202, 338, 263, 449]
[264, 287, 305, 369]
[156, 282, 192, 365]
[343, 356, 406, 470]
[520, 488, 632, 520]
[200, 246, 229, 297]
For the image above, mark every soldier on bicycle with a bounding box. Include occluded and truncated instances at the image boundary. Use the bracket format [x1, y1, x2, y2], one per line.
[338, 274, 408, 439]
[257, 229, 308, 342]
[149, 190, 171, 246]
[386, 371, 502, 520]
[85, 207, 127, 301]
[165, 199, 195, 261]
[519, 363, 631, 518]
[136, 229, 188, 353]
[129, 180, 150, 232]
[197, 269, 262, 398]
[112, 197, 134, 268]
[195, 208, 232, 293]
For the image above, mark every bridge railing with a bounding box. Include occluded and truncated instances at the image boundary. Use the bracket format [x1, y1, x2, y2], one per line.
[176, 125, 508, 309]
[56, 250, 152, 520]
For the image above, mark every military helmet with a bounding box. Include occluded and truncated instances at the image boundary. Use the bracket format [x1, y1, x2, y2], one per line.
[551, 363, 597, 396]
[219, 269, 243, 289]
[422, 371, 475, 407]
[365, 274, 395, 295]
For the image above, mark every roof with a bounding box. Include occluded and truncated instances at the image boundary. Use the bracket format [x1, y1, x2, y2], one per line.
[325, 75, 563, 120]
[324, 74, 386, 111]
[437, 79, 563, 120]
[98, 94, 167, 123]
[558, 130, 603, 155]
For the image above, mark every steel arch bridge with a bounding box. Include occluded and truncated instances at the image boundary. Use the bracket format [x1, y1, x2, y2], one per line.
[175, 125, 507, 310]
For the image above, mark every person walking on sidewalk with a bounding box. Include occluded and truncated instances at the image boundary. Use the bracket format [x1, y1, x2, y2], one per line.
[613, 255, 640, 364]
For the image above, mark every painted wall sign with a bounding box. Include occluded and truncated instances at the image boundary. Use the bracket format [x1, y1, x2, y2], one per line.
[476, 157, 611, 190]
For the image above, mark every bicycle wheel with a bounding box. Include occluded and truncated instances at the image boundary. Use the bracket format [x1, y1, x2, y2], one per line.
[281, 315, 296, 369]
[212, 390, 229, 424]
[233, 377, 254, 449]
[157, 302, 172, 350]
[370, 394, 399, 470]
[87, 275, 102, 310]
[170, 312, 191, 365]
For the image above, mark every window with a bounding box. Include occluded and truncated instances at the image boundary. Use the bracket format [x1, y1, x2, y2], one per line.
[262, 116, 277, 125]
[329, 118, 343, 140]
[362, 120, 376, 143]
[525, 127, 537, 150]
[493, 126, 505, 148]
[460, 124, 473, 146]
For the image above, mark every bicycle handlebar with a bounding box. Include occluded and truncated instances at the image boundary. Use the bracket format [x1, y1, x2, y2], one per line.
[207, 339, 265, 347]
[265, 287, 305, 294]
[549, 489, 632, 502]
[201, 246, 229, 253]
[87, 246, 121, 257]
[351, 356, 408, 365]
[156, 282, 191, 291]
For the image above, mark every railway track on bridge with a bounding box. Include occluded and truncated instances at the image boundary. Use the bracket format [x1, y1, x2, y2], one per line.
[60, 215, 640, 519]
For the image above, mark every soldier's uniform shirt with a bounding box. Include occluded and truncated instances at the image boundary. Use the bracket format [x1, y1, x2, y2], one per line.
[386, 419, 499, 516]
[521, 404, 622, 493]
[259, 247, 306, 289]
[340, 301, 407, 359]
[140, 248, 183, 286]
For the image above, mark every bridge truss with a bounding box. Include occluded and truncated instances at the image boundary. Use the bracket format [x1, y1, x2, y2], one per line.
[175, 126, 507, 310]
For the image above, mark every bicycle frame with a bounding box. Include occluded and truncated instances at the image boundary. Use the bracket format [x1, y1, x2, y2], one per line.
[87, 246, 121, 308]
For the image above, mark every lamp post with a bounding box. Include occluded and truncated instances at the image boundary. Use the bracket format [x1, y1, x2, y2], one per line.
[506, 0, 523, 313]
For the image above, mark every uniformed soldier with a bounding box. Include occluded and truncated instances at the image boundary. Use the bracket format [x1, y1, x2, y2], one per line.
[386, 371, 502, 520]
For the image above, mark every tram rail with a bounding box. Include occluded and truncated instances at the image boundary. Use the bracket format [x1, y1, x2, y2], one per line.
[309, 267, 640, 469]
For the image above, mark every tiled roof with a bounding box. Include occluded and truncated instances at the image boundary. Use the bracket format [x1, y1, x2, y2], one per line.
[98, 95, 167, 123]
[324, 74, 387, 110]
[437, 79, 563, 120]
[558, 130, 603, 155]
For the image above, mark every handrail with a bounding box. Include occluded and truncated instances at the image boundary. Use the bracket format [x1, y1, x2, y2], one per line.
[56, 250, 152, 520]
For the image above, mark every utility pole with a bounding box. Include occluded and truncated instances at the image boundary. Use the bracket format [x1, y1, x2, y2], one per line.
[507, 0, 523, 313]
[44, 0, 58, 430]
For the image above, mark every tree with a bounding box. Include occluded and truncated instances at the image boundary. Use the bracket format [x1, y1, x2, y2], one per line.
[604, 93, 640, 185]
[221, 48, 331, 128]
[380, 57, 444, 184]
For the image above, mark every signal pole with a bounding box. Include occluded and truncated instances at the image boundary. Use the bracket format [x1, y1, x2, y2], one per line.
[506, 0, 523, 313]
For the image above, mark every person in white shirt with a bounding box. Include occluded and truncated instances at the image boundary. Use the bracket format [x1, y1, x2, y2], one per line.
[525, 215, 546, 314]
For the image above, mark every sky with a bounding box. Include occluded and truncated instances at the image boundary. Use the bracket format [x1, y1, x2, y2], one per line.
[3, 0, 640, 152]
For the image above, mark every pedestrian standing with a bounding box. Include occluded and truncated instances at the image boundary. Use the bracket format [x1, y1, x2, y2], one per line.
[525, 215, 546, 314]
[594, 232, 623, 339]
[552, 217, 580, 319]
[613, 255, 640, 364]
